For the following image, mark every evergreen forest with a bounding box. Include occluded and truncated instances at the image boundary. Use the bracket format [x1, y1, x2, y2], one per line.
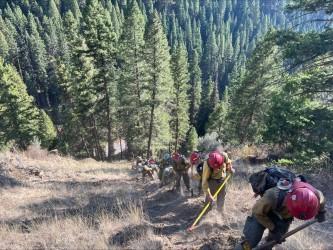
[0, 0, 332, 167]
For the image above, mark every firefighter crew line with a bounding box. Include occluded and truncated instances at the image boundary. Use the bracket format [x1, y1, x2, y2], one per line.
[133, 150, 327, 250]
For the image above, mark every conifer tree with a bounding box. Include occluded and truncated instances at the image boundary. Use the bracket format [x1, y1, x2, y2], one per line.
[59, 11, 100, 158]
[144, 10, 173, 157]
[183, 126, 199, 154]
[197, 77, 215, 135]
[38, 109, 57, 148]
[27, 14, 49, 108]
[170, 43, 190, 151]
[82, 0, 118, 160]
[207, 87, 230, 141]
[118, 0, 147, 155]
[48, 0, 61, 21]
[201, 31, 218, 82]
[0, 31, 9, 60]
[188, 49, 201, 126]
[0, 59, 48, 148]
[64, 0, 82, 19]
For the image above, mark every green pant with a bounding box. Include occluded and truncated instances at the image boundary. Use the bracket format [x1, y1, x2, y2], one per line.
[160, 167, 175, 187]
[158, 167, 164, 180]
[175, 170, 190, 191]
[198, 178, 202, 194]
[205, 178, 227, 213]
[241, 215, 292, 250]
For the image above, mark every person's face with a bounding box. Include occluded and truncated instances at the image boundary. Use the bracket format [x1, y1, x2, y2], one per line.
[212, 166, 221, 173]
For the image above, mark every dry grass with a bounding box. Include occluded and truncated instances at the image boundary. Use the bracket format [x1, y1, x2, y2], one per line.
[0, 207, 147, 250]
[0, 148, 147, 250]
[0, 148, 331, 250]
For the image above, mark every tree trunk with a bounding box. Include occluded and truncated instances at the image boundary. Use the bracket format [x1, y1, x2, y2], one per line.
[81, 135, 91, 158]
[175, 88, 180, 151]
[147, 43, 157, 159]
[119, 137, 123, 160]
[102, 76, 114, 161]
[189, 83, 195, 125]
[175, 112, 179, 152]
[107, 118, 113, 161]
[91, 116, 104, 161]
[147, 100, 155, 159]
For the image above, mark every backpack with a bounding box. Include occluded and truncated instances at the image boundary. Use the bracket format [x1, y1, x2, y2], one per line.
[249, 166, 296, 196]
[173, 155, 190, 171]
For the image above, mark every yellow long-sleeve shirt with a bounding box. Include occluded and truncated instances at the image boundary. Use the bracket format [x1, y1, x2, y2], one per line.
[201, 152, 232, 196]
[252, 187, 326, 231]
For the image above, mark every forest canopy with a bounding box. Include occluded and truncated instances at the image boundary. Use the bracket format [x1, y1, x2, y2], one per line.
[0, 0, 331, 166]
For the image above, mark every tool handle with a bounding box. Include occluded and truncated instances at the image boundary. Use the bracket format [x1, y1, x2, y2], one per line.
[188, 174, 232, 231]
[255, 219, 318, 250]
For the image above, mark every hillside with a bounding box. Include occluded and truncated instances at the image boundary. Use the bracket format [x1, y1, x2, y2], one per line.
[0, 148, 332, 249]
[0, 1, 332, 248]
[0, 0, 331, 165]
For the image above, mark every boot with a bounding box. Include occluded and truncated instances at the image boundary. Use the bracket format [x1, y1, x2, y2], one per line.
[234, 240, 252, 250]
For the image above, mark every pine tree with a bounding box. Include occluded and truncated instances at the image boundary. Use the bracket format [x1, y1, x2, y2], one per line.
[38, 109, 57, 148]
[0, 31, 9, 60]
[27, 14, 49, 108]
[64, 0, 82, 19]
[183, 126, 199, 154]
[0, 58, 48, 148]
[144, 10, 173, 157]
[207, 87, 230, 141]
[48, 0, 61, 21]
[59, 11, 99, 158]
[82, 0, 118, 160]
[188, 49, 201, 126]
[197, 77, 214, 135]
[170, 43, 190, 151]
[226, 34, 283, 143]
[118, 0, 147, 155]
[201, 30, 218, 82]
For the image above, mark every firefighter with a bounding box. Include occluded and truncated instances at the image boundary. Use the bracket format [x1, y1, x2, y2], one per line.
[235, 180, 326, 250]
[172, 152, 191, 192]
[190, 151, 204, 195]
[201, 151, 234, 213]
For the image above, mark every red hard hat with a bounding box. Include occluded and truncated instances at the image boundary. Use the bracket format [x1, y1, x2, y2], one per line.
[172, 152, 181, 161]
[190, 152, 200, 165]
[285, 182, 319, 220]
[208, 151, 224, 169]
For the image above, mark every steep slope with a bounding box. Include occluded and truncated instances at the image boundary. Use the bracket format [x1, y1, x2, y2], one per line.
[0, 149, 332, 249]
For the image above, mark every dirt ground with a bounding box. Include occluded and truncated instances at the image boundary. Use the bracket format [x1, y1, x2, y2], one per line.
[0, 150, 332, 249]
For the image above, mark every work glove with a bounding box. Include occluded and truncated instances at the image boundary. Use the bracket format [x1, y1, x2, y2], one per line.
[206, 193, 215, 203]
[316, 210, 326, 223]
[269, 227, 285, 244]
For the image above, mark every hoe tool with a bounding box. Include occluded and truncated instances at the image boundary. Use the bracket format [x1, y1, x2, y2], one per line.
[187, 173, 232, 232]
[255, 219, 318, 250]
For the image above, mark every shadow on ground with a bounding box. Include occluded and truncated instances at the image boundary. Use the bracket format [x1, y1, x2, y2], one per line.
[0, 174, 22, 188]
[1, 180, 142, 233]
[0, 162, 22, 188]
[144, 184, 203, 236]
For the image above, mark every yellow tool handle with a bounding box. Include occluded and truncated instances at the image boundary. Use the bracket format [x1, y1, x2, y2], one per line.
[188, 174, 232, 231]
[212, 173, 232, 199]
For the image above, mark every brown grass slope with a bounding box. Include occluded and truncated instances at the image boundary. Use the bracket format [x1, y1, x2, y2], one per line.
[0, 148, 332, 249]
